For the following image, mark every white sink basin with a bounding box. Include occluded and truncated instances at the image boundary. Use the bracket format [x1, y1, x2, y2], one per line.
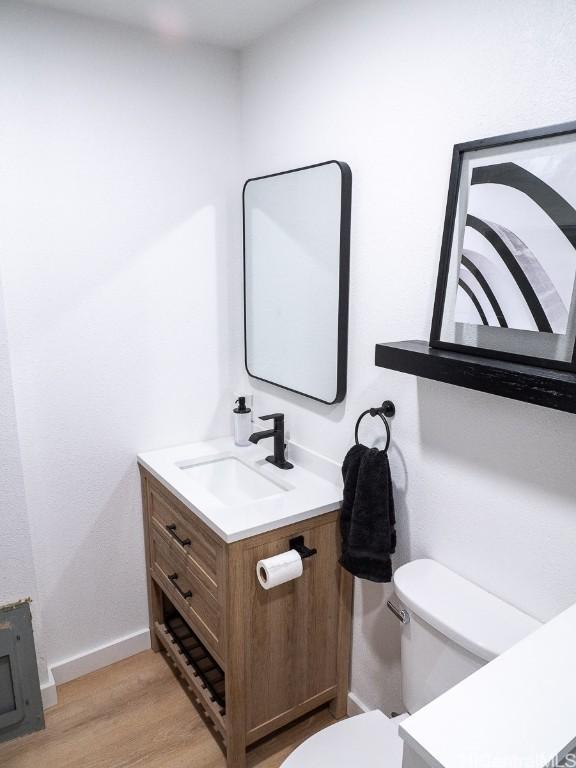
[178, 455, 287, 506]
[138, 437, 343, 542]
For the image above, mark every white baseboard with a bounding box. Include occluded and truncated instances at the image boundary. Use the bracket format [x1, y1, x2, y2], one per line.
[41, 668, 58, 710]
[49, 627, 151, 690]
[347, 691, 371, 716]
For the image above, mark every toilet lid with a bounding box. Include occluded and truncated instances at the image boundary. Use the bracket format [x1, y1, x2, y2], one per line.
[281, 711, 406, 767]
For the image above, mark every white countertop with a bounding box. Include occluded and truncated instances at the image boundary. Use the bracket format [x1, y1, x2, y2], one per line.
[137, 437, 343, 543]
[400, 600, 576, 768]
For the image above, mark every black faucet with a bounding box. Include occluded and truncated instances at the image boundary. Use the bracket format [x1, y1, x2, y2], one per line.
[249, 413, 293, 470]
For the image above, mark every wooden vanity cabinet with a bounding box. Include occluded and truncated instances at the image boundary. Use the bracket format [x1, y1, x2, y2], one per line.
[140, 468, 353, 768]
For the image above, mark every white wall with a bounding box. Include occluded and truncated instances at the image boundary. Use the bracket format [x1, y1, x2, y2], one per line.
[0, 2, 240, 674]
[239, 0, 576, 713]
[4, 0, 576, 716]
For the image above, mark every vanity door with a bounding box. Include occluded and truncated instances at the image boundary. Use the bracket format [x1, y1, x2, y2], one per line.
[231, 511, 352, 745]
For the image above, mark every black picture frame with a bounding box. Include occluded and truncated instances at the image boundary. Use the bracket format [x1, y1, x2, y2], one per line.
[243, 160, 352, 404]
[430, 120, 576, 372]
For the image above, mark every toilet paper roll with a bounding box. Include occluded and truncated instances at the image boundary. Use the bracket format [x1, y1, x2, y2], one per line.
[256, 549, 303, 590]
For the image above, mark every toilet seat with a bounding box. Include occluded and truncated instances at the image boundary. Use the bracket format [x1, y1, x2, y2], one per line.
[281, 710, 407, 767]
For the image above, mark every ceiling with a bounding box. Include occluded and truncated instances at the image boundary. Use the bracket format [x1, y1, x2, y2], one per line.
[22, 0, 322, 48]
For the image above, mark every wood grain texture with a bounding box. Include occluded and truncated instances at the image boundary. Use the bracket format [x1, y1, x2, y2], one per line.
[375, 339, 576, 413]
[141, 472, 162, 653]
[0, 651, 338, 768]
[151, 530, 223, 665]
[224, 541, 248, 767]
[139, 469, 352, 768]
[155, 622, 227, 742]
[148, 475, 225, 601]
[242, 516, 342, 740]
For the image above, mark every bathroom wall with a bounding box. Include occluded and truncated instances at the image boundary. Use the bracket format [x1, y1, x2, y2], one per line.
[0, 2, 240, 677]
[239, 0, 576, 713]
[4, 0, 576, 714]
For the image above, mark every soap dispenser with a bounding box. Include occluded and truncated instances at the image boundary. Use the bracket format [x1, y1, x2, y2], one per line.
[233, 396, 252, 447]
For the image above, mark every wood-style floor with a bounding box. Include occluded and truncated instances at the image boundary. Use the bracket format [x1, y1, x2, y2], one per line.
[0, 651, 338, 767]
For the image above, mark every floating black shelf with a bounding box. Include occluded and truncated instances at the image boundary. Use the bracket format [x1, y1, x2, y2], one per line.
[374, 340, 576, 414]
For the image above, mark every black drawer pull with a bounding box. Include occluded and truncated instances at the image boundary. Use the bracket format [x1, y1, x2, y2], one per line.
[168, 573, 192, 599]
[166, 523, 191, 547]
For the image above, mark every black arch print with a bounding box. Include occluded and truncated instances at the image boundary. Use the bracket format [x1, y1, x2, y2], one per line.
[465, 214, 552, 333]
[458, 278, 488, 325]
[472, 162, 576, 251]
[460, 254, 508, 328]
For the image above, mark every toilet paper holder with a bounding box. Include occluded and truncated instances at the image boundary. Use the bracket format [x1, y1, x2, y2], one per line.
[289, 536, 317, 560]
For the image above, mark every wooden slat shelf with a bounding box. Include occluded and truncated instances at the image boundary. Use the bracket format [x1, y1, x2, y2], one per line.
[165, 615, 226, 711]
[375, 339, 576, 414]
[154, 621, 227, 743]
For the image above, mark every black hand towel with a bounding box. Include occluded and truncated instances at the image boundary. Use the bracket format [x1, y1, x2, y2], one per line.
[340, 445, 396, 583]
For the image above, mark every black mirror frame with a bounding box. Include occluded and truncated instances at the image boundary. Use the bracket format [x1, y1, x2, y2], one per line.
[242, 160, 352, 404]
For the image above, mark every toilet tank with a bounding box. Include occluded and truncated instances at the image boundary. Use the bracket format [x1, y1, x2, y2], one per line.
[393, 559, 541, 713]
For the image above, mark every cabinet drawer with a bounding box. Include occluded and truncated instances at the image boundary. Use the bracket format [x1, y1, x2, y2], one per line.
[150, 531, 223, 664]
[148, 481, 222, 600]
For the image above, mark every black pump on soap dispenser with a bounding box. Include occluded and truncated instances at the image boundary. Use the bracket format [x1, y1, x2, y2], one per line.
[233, 396, 252, 446]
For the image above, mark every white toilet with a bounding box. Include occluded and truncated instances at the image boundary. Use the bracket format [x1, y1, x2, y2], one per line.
[282, 558, 540, 767]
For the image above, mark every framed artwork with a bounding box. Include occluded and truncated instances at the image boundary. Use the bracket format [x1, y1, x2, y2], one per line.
[430, 121, 576, 371]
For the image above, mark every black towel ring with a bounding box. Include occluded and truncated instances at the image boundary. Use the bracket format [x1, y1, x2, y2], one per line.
[354, 400, 395, 452]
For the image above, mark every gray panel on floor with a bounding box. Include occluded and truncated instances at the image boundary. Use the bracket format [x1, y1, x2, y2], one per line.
[0, 601, 45, 743]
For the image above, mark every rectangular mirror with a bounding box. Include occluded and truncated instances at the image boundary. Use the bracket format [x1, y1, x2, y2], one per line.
[243, 160, 351, 404]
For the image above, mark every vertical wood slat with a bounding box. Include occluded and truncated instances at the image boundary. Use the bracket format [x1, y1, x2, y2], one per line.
[141, 473, 162, 653]
[154, 622, 227, 742]
[223, 541, 247, 768]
